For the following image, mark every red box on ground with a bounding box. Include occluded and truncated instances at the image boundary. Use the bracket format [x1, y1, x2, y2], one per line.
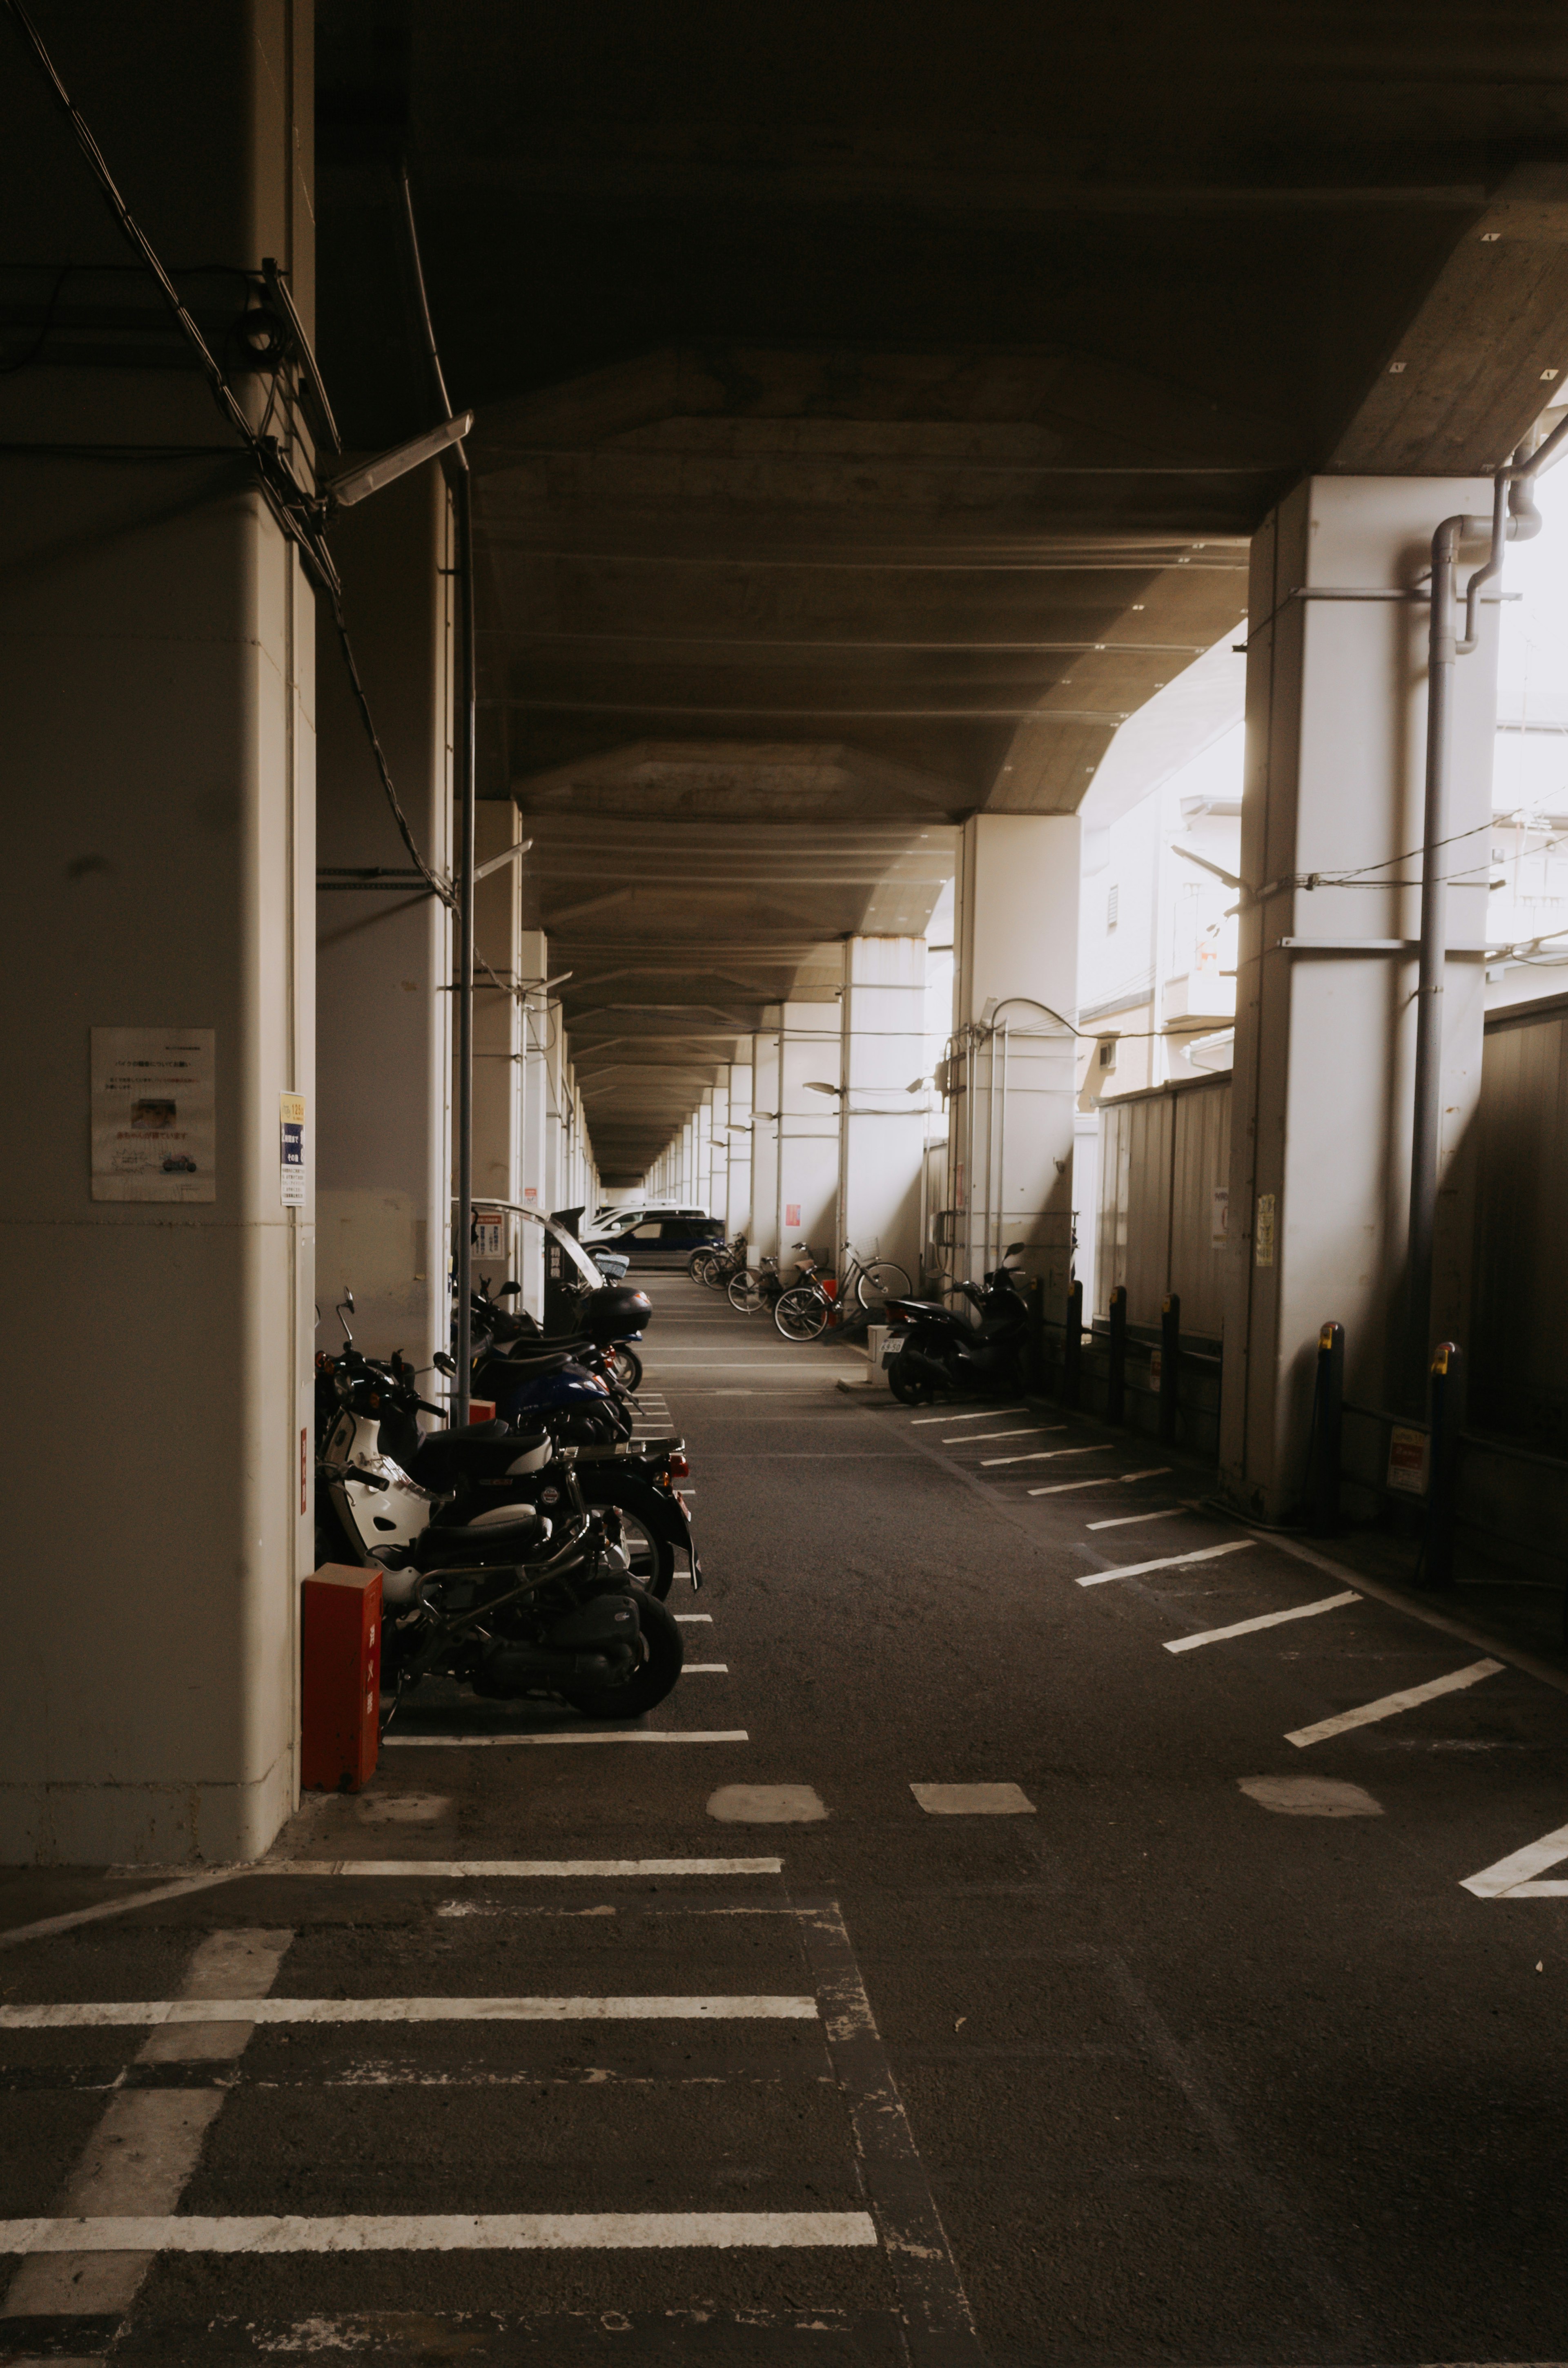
[301, 1565, 382, 1792]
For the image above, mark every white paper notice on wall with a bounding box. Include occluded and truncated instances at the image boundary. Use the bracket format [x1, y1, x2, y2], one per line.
[786, 1203, 801, 1227]
[91, 1027, 215, 1202]
[1210, 1186, 1229, 1248]
[1254, 1191, 1276, 1267]
[280, 1093, 307, 1207]
[474, 1209, 505, 1258]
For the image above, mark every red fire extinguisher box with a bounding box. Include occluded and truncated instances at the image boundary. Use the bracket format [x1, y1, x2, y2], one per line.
[301, 1566, 382, 1793]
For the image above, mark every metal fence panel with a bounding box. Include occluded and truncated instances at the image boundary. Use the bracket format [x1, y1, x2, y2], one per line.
[1169, 1079, 1231, 1339]
[1474, 1002, 1568, 1443]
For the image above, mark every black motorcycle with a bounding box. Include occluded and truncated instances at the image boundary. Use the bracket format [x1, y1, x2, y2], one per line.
[880, 1246, 1032, 1406]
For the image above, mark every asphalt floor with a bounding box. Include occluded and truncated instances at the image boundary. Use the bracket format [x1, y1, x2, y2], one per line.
[2, 1273, 1568, 2364]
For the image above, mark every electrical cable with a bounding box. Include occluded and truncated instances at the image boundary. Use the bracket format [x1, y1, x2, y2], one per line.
[2, 0, 458, 918]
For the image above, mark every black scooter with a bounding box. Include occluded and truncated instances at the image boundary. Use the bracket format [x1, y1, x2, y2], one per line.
[880, 1246, 1032, 1406]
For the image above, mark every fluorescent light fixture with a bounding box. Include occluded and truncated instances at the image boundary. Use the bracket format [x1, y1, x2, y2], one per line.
[326, 412, 473, 508]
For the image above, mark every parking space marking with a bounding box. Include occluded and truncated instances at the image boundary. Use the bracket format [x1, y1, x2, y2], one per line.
[1087, 1505, 1187, 1531]
[682, 1662, 728, 1673]
[1029, 1465, 1171, 1497]
[1, 1994, 820, 2030]
[941, 1426, 1064, 1445]
[909, 1407, 1025, 1425]
[674, 1613, 713, 1623]
[1164, 1592, 1360, 1653]
[173, 1859, 782, 1880]
[1077, 1539, 1256, 1588]
[0, 1875, 238, 1951]
[0, 2211, 878, 2254]
[983, 1444, 1111, 1468]
[1462, 1819, 1568, 1897]
[1286, 1659, 1504, 1748]
[385, 1730, 749, 1748]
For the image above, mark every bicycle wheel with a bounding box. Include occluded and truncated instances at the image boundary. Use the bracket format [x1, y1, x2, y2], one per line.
[855, 1258, 913, 1313]
[774, 1285, 829, 1342]
[688, 1247, 720, 1285]
[727, 1267, 764, 1313]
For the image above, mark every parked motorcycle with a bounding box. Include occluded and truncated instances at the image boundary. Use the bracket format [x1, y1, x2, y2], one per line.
[315, 1349, 683, 1719]
[879, 1246, 1033, 1405]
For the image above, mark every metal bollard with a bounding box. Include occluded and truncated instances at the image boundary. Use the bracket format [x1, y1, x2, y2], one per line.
[1305, 1320, 1344, 1537]
[1158, 1294, 1180, 1445]
[1423, 1339, 1461, 1590]
[1107, 1285, 1127, 1426]
[1062, 1279, 1083, 1409]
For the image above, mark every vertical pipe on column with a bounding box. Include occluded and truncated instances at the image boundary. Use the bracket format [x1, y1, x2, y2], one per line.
[1158, 1293, 1180, 1445]
[453, 471, 475, 1423]
[1062, 1279, 1083, 1409]
[1407, 516, 1459, 1407]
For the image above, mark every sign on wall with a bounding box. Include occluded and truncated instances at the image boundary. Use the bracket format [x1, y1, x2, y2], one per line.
[91, 1027, 215, 1202]
[785, 1203, 801, 1227]
[1210, 1186, 1229, 1248]
[474, 1208, 505, 1258]
[280, 1093, 307, 1207]
[1253, 1191, 1276, 1268]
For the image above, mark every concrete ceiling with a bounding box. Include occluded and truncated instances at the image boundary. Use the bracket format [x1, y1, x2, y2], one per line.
[316, 3, 1568, 1179]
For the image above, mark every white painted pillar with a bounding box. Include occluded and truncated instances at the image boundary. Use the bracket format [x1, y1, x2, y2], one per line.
[751, 1028, 781, 1258]
[471, 804, 523, 1290]
[517, 927, 550, 1321]
[951, 814, 1080, 1312]
[777, 1002, 842, 1266]
[838, 938, 927, 1288]
[695, 1092, 714, 1213]
[727, 1063, 754, 1240]
[1221, 475, 1499, 1522]
[1, 0, 314, 1864]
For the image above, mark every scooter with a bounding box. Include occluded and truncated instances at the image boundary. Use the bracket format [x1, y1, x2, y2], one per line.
[315, 1350, 683, 1719]
[879, 1246, 1033, 1406]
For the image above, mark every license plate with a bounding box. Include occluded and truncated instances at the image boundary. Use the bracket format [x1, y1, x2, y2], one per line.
[881, 1338, 904, 1363]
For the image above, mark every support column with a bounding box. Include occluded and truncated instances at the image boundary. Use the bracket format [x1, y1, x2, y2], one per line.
[709, 1075, 730, 1222]
[727, 1063, 754, 1240]
[470, 803, 523, 1286]
[950, 815, 1080, 1311]
[2, 1, 315, 1862]
[750, 1029, 781, 1259]
[838, 938, 926, 1286]
[517, 927, 549, 1320]
[777, 1002, 842, 1264]
[1221, 476, 1498, 1522]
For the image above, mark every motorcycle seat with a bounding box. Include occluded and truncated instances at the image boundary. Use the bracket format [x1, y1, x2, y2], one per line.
[415, 1511, 548, 1569]
[413, 1426, 550, 1486]
[490, 1348, 575, 1377]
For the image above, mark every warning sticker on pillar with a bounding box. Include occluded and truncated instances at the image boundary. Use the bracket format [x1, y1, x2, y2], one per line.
[280, 1093, 306, 1207]
[91, 1026, 215, 1203]
[474, 1207, 504, 1258]
[1387, 1427, 1430, 1496]
[1254, 1192, 1276, 1267]
[786, 1204, 801, 1227]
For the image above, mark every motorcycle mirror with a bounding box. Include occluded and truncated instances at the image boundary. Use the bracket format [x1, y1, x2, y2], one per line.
[432, 1351, 457, 1378]
[1007, 1242, 1025, 1257]
[498, 1280, 521, 1298]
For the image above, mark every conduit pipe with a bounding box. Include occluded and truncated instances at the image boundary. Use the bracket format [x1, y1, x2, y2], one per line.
[1408, 414, 1568, 1396]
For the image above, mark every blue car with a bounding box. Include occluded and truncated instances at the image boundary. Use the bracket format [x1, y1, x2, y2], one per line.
[584, 1205, 725, 1271]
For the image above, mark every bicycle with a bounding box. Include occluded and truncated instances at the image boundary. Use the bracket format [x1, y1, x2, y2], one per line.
[773, 1241, 913, 1342]
[688, 1233, 746, 1287]
[726, 1245, 809, 1314]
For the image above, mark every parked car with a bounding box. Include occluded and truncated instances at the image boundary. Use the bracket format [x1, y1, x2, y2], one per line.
[585, 1205, 725, 1270]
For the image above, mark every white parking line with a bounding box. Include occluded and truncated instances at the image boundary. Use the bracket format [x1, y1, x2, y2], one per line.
[909, 1407, 1026, 1425]
[675, 1614, 713, 1623]
[1462, 1819, 1568, 1898]
[386, 1730, 748, 1748]
[1087, 1505, 1184, 1531]
[1029, 1466, 1171, 1497]
[1164, 1592, 1360, 1653]
[682, 1663, 728, 1673]
[983, 1444, 1111, 1468]
[942, 1427, 1064, 1445]
[117, 1859, 781, 1881]
[1285, 1659, 1504, 1748]
[0, 1994, 818, 2029]
[1076, 1539, 1256, 1588]
[0, 2211, 877, 2253]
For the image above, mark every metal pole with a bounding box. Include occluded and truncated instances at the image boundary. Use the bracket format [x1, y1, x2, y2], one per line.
[1423, 1339, 1461, 1589]
[1306, 1320, 1345, 1537]
[1062, 1278, 1083, 1409]
[1158, 1293, 1180, 1445]
[1107, 1285, 1127, 1426]
[1407, 517, 1459, 1403]
[454, 471, 476, 1423]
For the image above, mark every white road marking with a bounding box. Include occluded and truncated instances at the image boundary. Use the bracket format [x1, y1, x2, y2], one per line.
[1165, 1592, 1360, 1653]
[983, 1444, 1111, 1468]
[682, 1663, 728, 1673]
[0, 1874, 238, 1951]
[1029, 1466, 1170, 1497]
[0, 2211, 877, 2253]
[910, 1406, 1025, 1425]
[910, 1783, 1035, 1815]
[1286, 1659, 1505, 1748]
[0, 1994, 819, 2030]
[941, 1426, 1064, 1445]
[1087, 1505, 1187, 1532]
[1462, 1819, 1568, 1897]
[708, 1785, 827, 1824]
[1076, 1539, 1256, 1587]
[113, 1857, 780, 1880]
[675, 1614, 713, 1623]
[385, 1730, 749, 1748]
[1239, 1775, 1383, 1818]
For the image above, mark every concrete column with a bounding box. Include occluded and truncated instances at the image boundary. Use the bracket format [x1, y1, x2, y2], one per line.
[1221, 475, 1499, 1521]
[951, 814, 1080, 1311]
[517, 927, 549, 1320]
[750, 1030, 781, 1258]
[727, 1063, 754, 1239]
[777, 1002, 842, 1265]
[695, 1091, 715, 1214]
[317, 467, 454, 1371]
[709, 1076, 730, 1222]
[470, 803, 523, 1284]
[2, 0, 314, 1862]
[838, 938, 926, 1287]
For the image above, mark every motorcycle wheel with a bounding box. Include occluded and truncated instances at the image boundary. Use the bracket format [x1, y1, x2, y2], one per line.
[774, 1285, 829, 1341]
[561, 1584, 684, 1719]
[888, 1359, 939, 1406]
[607, 1342, 643, 1390]
[727, 1267, 763, 1313]
[576, 1476, 679, 1600]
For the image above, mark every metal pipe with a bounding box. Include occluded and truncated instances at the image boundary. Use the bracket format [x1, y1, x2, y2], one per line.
[454, 473, 477, 1423]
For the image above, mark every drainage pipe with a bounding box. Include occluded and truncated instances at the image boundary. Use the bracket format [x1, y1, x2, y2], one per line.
[1408, 415, 1568, 1396]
